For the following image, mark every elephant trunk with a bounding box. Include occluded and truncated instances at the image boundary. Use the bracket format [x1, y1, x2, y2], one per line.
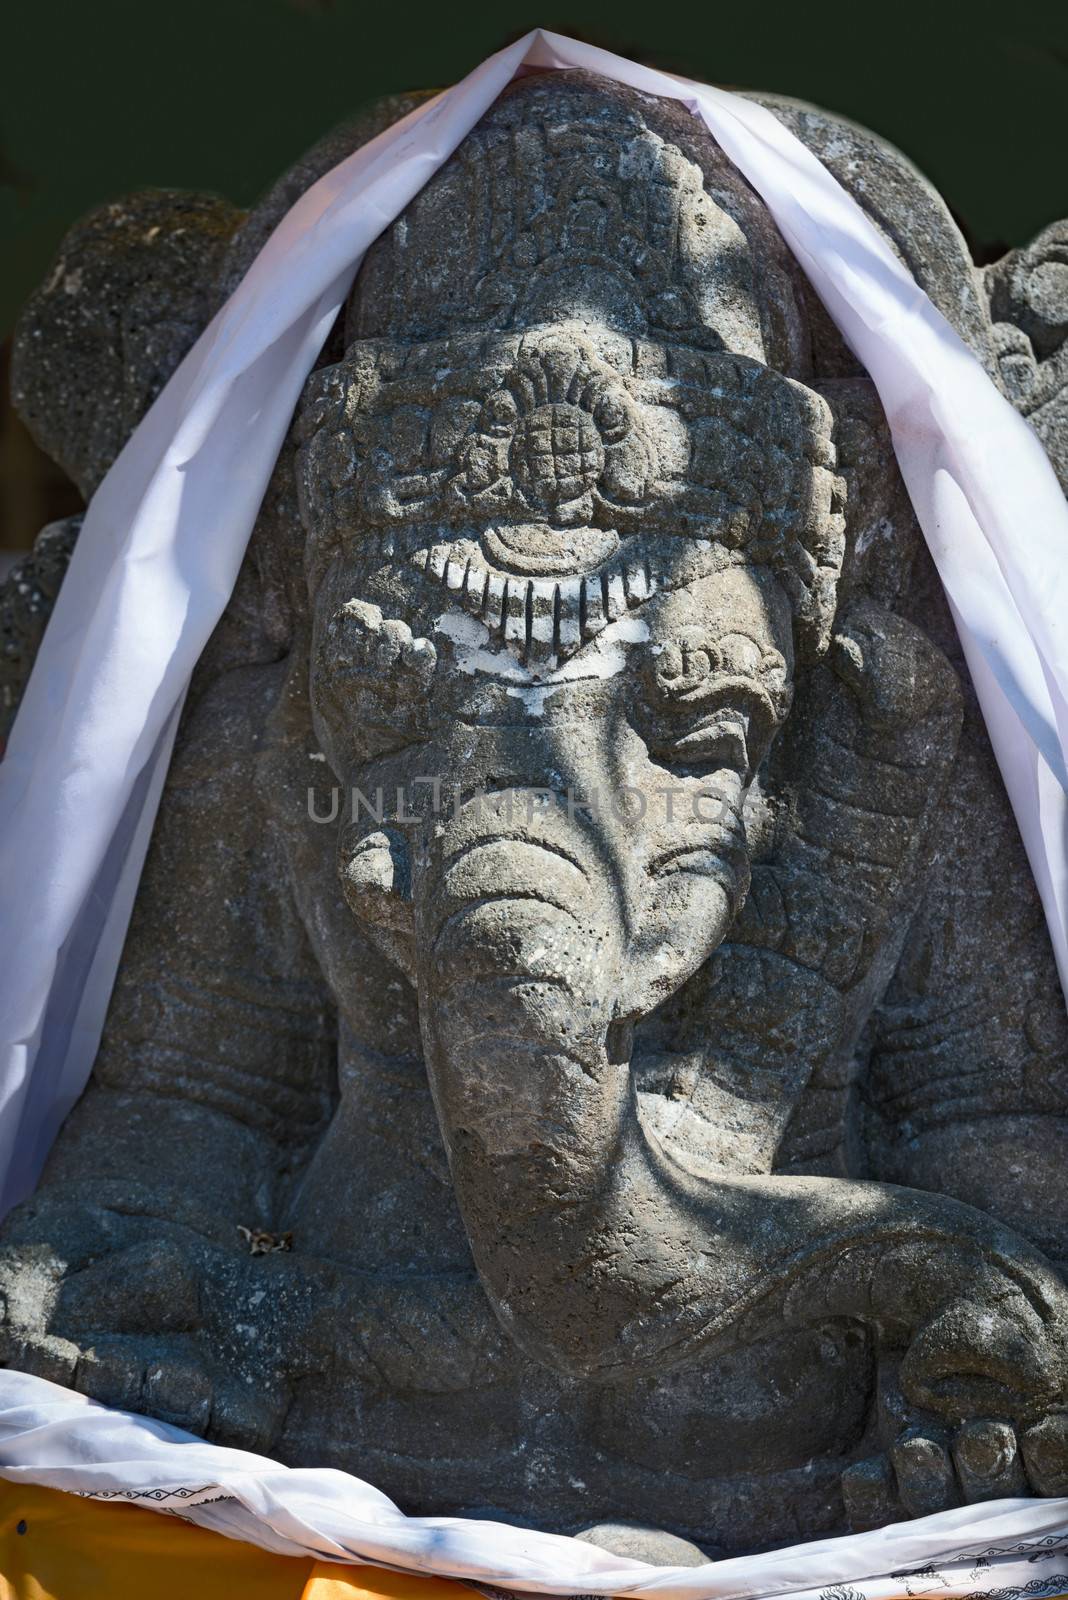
[416, 786, 1068, 1422]
[418, 790, 632, 1203]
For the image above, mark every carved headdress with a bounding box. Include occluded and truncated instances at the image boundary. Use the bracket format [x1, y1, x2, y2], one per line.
[297, 75, 846, 664]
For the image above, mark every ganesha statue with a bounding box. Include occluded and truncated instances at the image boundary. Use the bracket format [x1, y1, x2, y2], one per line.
[3, 71, 1068, 1557]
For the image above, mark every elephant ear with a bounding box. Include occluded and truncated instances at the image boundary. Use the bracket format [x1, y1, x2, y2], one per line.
[639, 105, 1068, 1194]
[984, 220, 1068, 489]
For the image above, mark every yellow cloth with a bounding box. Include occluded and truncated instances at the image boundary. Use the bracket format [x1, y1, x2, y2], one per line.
[0, 1479, 480, 1600]
[8, 1477, 1062, 1600]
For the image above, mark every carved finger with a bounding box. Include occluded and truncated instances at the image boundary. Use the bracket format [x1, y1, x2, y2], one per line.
[953, 1419, 1026, 1502]
[75, 1342, 145, 1411]
[842, 1455, 899, 1531]
[337, 825, 414, 951]
[901, 1297, 1061, 1421]
[891, 1431, 959, 1517]
[55, 1238, 202, 1336]
[401, 632, 436, 684]
[379, 617, 414, 669]
[142, 1355, 212, 1433]
[209, 1377, 286, 1454]
[0, 1329, 78, 1389]
[1022, 1414, 1068, 1495]
[324, 599, 401, 676]
[332, 598, 382, 642]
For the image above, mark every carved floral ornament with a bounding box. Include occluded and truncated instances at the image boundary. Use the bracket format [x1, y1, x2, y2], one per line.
[296, 327, 847, 660]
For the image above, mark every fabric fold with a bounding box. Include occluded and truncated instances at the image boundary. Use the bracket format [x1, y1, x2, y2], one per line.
[1, 1372, 1068, 1598]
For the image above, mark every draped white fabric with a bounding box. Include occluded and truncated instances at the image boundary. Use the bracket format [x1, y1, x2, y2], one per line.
[2, 1370, 1068, 1595]
[1, 27, 1066, 1216]
[0, 27, 1067, 1579]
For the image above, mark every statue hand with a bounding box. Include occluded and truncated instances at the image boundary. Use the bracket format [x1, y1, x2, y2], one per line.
[843, 1291, 1068, 1525]
[0, 1199, 324, 1451]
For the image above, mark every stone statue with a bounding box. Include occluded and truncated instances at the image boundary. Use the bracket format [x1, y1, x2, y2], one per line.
[4, 72, 1068, 1558]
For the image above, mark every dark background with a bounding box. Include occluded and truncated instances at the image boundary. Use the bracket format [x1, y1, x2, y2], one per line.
[3, 0, 1066, 556]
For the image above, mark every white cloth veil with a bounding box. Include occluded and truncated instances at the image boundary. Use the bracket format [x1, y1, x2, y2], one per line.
[0, 29, 1065, 1231]
[0, 1369, 1067, 1593]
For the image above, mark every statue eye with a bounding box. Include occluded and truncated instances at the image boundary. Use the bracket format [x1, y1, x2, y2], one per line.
[640, 629, 787, 782]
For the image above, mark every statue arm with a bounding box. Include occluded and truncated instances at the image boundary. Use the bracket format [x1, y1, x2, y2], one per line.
[862, 635, 1068, 1277]
[864, 229, 1068, 1270]
[0, 650, 342, 1440]
[32, 654, 338, 1239]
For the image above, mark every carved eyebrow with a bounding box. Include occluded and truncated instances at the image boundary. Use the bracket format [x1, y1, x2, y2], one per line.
[660, 626, 778, 655]
[410, 539, 659, 670]
[651, 631, 787, 688]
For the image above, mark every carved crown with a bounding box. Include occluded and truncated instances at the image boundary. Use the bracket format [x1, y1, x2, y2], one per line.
[295, 76, 847, 659]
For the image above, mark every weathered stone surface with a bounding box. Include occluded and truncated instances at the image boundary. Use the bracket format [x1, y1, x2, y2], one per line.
[11, 190, 243, 499]
[1, 516, 81, 749]
[575, 1522, 716, 1565]
[3, 71, 1068, 1556]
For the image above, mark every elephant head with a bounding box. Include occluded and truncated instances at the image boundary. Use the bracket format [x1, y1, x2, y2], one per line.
[293, 75, 1068, 1473]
